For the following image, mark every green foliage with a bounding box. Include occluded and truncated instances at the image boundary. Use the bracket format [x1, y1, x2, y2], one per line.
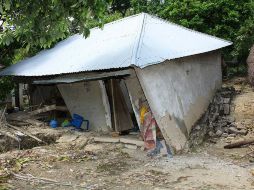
[0, 77, 13, 100]
[0, 0, 111, 49]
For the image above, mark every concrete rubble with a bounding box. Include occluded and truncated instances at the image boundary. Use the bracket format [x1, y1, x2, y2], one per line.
[188, 87, 249, 147]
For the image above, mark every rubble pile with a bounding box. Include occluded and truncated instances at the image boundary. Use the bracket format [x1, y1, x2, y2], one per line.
[188, 87, 244, 147]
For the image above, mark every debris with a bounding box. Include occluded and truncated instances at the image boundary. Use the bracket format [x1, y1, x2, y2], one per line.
[12, 172, 84, 188]
[189, 87, 239, 147]
[56, 134, 79, 143]
[6, 123, 43, 143]
[224, 138, 254, 149]
[120, 138, 144, 147]
[28, 105, 57, 116]
[228, 127, 248, 135]
[93, 137, 120, 143]
[6, 104, 63, 125]
[215, 130, 223, 137]
[0, 129, 21, 142]
[24, 119, 44, 127]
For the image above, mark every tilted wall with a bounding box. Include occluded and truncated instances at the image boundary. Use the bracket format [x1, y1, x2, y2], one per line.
[135, 51, 222, 153]
[124, 71, 147, 128]
[57, 81, 110, 132]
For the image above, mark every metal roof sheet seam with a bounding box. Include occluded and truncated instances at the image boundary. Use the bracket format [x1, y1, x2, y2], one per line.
[0, 12, 232, 77]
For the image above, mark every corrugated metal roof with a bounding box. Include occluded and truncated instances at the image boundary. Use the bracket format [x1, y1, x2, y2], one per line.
[0, 13, 232, 77]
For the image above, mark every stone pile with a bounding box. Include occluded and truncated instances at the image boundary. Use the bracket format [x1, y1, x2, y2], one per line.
[188, 87, 247, 147]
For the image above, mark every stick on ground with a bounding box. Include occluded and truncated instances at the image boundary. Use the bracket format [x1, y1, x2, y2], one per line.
[224, 139, 254, 149]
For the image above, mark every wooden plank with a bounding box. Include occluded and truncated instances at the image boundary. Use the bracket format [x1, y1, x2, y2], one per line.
[55, 106, 68, 112]
[28, 105, 56, 115]
[24, 119, 44, 127]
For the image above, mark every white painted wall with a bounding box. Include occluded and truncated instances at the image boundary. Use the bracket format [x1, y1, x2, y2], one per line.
[57, 81, 110, 132]
[136, 51, 222, 153]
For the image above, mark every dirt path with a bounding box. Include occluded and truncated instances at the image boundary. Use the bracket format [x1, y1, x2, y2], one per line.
[1, 77, 254, 190]
[1, 140, 253, 190]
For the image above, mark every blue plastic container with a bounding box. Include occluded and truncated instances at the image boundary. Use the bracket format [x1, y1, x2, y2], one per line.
[49, 119, 58, 128]
[71, 114, 84, 129]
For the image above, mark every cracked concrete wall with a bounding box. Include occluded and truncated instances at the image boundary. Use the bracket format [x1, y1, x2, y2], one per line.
[57, 81, 110, 132]
[135, 51, 222, 153]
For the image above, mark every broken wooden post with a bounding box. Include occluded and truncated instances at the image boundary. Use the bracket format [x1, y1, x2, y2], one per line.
[224, 138, 254, 149]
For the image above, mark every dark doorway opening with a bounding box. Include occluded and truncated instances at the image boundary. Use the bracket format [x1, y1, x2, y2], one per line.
[104, 79, 138, 133]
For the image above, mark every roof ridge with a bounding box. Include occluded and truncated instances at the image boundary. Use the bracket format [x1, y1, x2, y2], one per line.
[130, 13, 146, 66]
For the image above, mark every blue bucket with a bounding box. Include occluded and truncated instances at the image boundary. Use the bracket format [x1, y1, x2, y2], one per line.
[50, 119, 58, 128]
[71, 114, 84, 129]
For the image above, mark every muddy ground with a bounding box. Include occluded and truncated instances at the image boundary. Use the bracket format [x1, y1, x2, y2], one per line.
[1, 77, 254, 190]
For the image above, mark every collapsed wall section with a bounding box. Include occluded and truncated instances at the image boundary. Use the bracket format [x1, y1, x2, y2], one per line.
[57, 81, 110, 132]
[135, 51, 222, 153]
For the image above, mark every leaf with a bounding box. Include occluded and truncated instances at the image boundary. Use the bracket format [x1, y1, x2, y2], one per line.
[4, 1, 10, 10]
[0, 4, 3, 13]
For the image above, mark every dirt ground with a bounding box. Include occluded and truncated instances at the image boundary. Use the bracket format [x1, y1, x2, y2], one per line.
[1, 77, 254, 190]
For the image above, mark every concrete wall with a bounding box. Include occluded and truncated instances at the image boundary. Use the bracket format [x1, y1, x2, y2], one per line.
[125, 71, 147, 128]
[57, 81, 110, 132]
[135, 51, 222, 153]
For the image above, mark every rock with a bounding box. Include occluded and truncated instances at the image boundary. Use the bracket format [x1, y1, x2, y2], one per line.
[195, 125, 201, 130]
[228, 133, 236, 137]
[217, 121, 227, 128]
[215, 130, 223, 137]
[225, 137, 234, 143]
[223, 98, 231, 104]
[225, 116, 235, 123]
[221, 133, 228, 137]
[208, 131, 215, 137]
[228, 127, 238, 134]
[236, 123, 246, 130]
[124, 144, 138, 150]
[229, 123, 237, 128]
[223, 104, 230, 115]
[239, 129, 248, 135]
[228, 127, 248, 135]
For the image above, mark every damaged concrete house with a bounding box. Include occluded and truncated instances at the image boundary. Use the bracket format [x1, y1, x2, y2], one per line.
[0, 13, 232, 153]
